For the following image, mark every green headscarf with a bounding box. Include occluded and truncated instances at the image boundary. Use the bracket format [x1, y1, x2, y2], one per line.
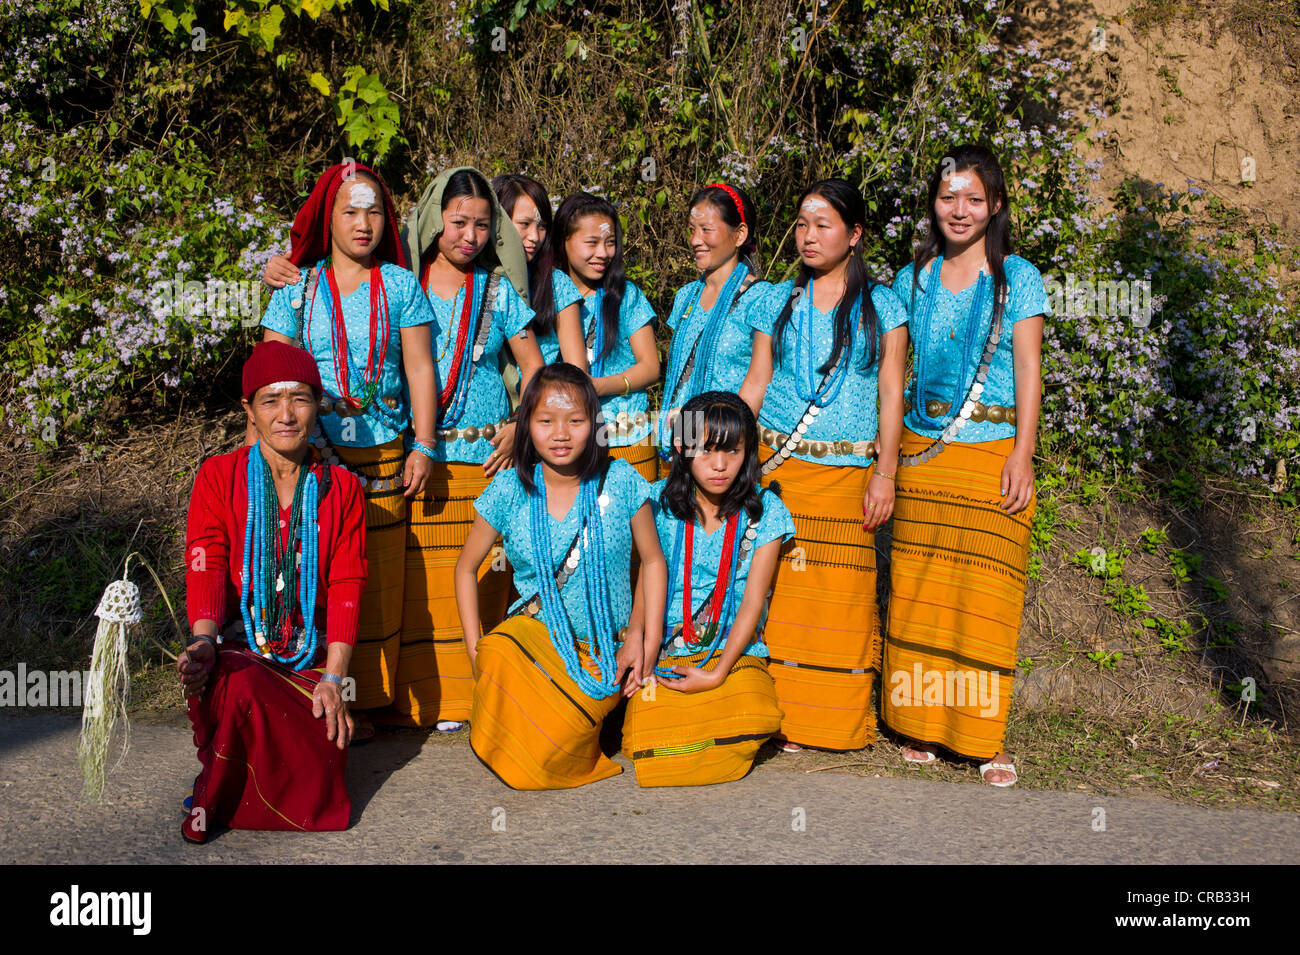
[401, 165, 531, 303]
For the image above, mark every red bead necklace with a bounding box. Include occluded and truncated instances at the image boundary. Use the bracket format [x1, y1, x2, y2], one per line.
[425, 263, 476, 410]
[681, 511, 739, 647]
[308, 258, 389, 410]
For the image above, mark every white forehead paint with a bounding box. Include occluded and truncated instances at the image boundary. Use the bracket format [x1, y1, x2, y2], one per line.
[543, 390, 575, 410]
[948, 174, 972, 191]
[801, 196, 829, 213]
[266, 380, 304, 392]
[347, 182, 378, 209]
[527, 212, 543, 225]
[597, 221, 611, 235]
[689, 207, 707, 222]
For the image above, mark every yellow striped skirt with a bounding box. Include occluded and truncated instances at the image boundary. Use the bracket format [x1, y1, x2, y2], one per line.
[393, 460, 510, 726]
[470, 615, 623, 790]
[760, 451, 880, 750]
[609, 435, 659, 482]
[882, 428, 1034, 760]
[622, 652, 782, 787]
[333, 439, 407, 710]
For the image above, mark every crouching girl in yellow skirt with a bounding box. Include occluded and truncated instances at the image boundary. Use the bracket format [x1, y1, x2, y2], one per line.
[454, 363, 667, 790]
[622, 391, 793, 787]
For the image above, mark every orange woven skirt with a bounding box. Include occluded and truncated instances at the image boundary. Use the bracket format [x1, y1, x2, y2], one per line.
[470, 615, 623, 790]
[609, 435, 659, 481]
[393, 460, 510, 726]
[333, 439, 406, 711]
[759, 452, 880, 750]
[881, 428, 1034, 759]
[622, 652, 782, 787]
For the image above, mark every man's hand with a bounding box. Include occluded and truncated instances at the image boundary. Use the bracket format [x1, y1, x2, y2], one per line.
[178, 640, 216, 698]
[312, 680, 353, 751]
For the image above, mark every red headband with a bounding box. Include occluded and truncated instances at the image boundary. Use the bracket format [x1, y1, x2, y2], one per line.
[706, 182, 746, 228]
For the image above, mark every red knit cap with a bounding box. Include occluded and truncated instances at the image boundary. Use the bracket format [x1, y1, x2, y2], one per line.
[288, 162, 408, 269]
[241, 340, 322, 400]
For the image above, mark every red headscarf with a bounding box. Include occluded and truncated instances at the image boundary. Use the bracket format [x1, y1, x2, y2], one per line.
[288, 162, 408, 269]
[241, 340, 323, 400]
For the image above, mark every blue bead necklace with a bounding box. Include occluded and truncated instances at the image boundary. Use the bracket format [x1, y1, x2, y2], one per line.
[527, 462, 621, 699]
[587, 288, 608, 377]
[793, 277, 861, 408]
[658, 262, 750, 454]
[240, 443, 321, 669]
[910, 254, 993, 430]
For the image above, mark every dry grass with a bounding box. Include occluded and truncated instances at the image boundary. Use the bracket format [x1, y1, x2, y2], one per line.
[0, 407, 247, 676]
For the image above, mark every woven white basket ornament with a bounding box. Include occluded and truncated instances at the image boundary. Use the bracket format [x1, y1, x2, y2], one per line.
[80, 577, 141, 799]
[95, 579, 143, 624]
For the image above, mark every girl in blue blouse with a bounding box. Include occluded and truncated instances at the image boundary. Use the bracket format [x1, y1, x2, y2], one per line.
[550, 193, 661, 481]
[391, 165, 546, 730]
[740, 178, 909, 753]
[257, 163, 437, 737]
[622, 390, 793, 787]
[656, 183, 774, 460]
[456, 363, 667, 789]
[883, 145, 1049, 787]
[491, 174, 584, 366]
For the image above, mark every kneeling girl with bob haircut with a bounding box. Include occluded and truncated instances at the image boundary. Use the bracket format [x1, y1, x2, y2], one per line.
[455, 363, 667, 790]
[622, 390, 793, 787]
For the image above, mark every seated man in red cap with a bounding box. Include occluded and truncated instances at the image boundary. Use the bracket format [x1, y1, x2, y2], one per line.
[177, 340, 368, 843]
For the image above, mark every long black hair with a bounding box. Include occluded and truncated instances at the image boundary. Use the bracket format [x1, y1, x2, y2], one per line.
[911, 143, 1012, 329]
[771, 178, 879, 374]
[441, 168, 495, 210]
[492, 173, 558, 335]
[661, 390, 765, 527]
[689, 183, 761, 275]
[513, 362, 609, 494]
[551, 193, 626, 363]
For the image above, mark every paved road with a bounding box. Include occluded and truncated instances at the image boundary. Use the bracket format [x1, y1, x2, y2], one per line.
[2, 712, 1296, 864]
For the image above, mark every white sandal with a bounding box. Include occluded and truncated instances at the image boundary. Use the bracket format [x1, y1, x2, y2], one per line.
[902, 744, 937, 764]
[979, 760, 1018, 787]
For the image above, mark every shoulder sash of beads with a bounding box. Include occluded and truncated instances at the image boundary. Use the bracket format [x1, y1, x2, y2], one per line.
[900, 269, 1009, 467]
[292, 266, 320, 350]
[759, 291, 866, 477]
[671, 271, 757, 406]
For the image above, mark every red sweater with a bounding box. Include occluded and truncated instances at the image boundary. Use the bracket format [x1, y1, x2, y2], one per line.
[185, 446, 367, 647]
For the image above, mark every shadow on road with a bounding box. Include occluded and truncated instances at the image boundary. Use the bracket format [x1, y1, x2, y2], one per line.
[346, 727, 434, 823]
